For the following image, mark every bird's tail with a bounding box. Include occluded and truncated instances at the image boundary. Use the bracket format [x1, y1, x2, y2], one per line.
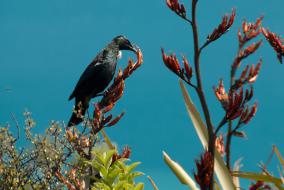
[67, 99, 89, 127]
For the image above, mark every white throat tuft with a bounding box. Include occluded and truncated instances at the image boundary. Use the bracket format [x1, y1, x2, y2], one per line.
[117, 51, 122, 59]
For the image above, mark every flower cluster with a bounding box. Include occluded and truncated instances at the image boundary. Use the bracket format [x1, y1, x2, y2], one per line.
[238, 17, 263, 48]
[100, 50, 143, 109]
[66, 50, 143, 160]
[207, 9, 236, 42]
[163, 0, 284, 189]
[215, 134, 225, 156]
[213, 17, 265, 134]
[166, 0, 187, 19]
[214, 79, 257, 125]
[233, 59, 262, 89]
[60, 50, 143, 189]
[233, 17, 263, 73]
[112, 146, 132, 163]
[161, 48, 193, 85]
[262, 28, 284, 63]
[213, 79, 229, 110]
[194, 151, 214, 190]
[237, 41, 262, 64]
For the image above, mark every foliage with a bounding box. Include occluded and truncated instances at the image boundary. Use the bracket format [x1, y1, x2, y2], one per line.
[0, 50, 144, 190]
[85, 147, 144, 190]
[161, 0, 284, 190]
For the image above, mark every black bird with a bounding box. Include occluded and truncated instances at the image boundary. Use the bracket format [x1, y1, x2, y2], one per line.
[68, 35, 137, 127]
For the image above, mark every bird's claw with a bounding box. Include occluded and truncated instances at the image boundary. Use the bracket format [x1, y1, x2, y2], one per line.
[96, 90, 109, 97]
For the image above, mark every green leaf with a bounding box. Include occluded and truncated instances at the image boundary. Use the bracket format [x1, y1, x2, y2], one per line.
[126, 162, 141, 174]
[129, 171, 144, 179]
[104, 149, 116, 168]
[232, 171, 284, 190]
[116, 159, 128, 171]
[163, 151, 200, 190]
[92, 182, 111, 190]
[134, 183, 144, 190]
[113, 181, 124, 190]
[101, 129, 115, 150]
[94, 153, 105, 166]
[89, 148, 144, 189]
[106, 166, 120, 185]
[179, 80, 236, 190]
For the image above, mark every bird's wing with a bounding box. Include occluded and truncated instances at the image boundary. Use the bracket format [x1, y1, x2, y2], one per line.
[68, 50, 107, 100]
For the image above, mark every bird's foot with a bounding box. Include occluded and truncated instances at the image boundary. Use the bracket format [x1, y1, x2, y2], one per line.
[96, 92, 104, 97]
[96, 90, 109, 97]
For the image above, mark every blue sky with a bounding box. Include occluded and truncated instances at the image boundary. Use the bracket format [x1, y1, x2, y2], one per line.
[0, 0, 283, 189]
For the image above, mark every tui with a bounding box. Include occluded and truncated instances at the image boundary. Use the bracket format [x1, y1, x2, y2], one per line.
[68, 35, 137, 127]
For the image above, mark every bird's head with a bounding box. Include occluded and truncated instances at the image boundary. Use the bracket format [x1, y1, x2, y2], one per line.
[113, 35, 137, 52]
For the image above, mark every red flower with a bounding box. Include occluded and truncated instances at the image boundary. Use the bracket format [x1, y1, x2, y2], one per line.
[207, 9, 236, 42]
[239, 16, 263, 47]
[240, 102, 258, 124]
[262, 28, 284, 63]
[194, 151, 214, 190]
[213, 79, 229, 110]
[215, 134, 225, 156]
[166, 0, 187, 18]
[162, 48, 193, 83]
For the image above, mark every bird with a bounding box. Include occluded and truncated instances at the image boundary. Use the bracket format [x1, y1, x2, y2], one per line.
[67, 35, 137, 127]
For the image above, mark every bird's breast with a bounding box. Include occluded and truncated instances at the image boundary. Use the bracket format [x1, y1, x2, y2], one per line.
[90, 61, 116, 97]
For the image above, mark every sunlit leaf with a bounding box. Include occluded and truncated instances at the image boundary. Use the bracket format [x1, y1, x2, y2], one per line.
[274, 145, 284, 171]
[93, 182, 111, 190]
[126, 162, 141, 174]
[233, 158, 243, 188]
[104, 149, 116, 169]
[232, 171, 284, 189]
[214, 181, 221, 190]
[163, 151, 200, 190]
[134, 183, 144, 190]
[179, 80, 236, 190]
[101, 129, 115, 150]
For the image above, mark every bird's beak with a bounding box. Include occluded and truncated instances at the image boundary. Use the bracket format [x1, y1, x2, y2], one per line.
[129, 43, 138, 53]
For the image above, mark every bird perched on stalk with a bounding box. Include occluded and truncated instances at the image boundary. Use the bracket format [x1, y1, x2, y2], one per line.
[68, 35, 137, 127]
